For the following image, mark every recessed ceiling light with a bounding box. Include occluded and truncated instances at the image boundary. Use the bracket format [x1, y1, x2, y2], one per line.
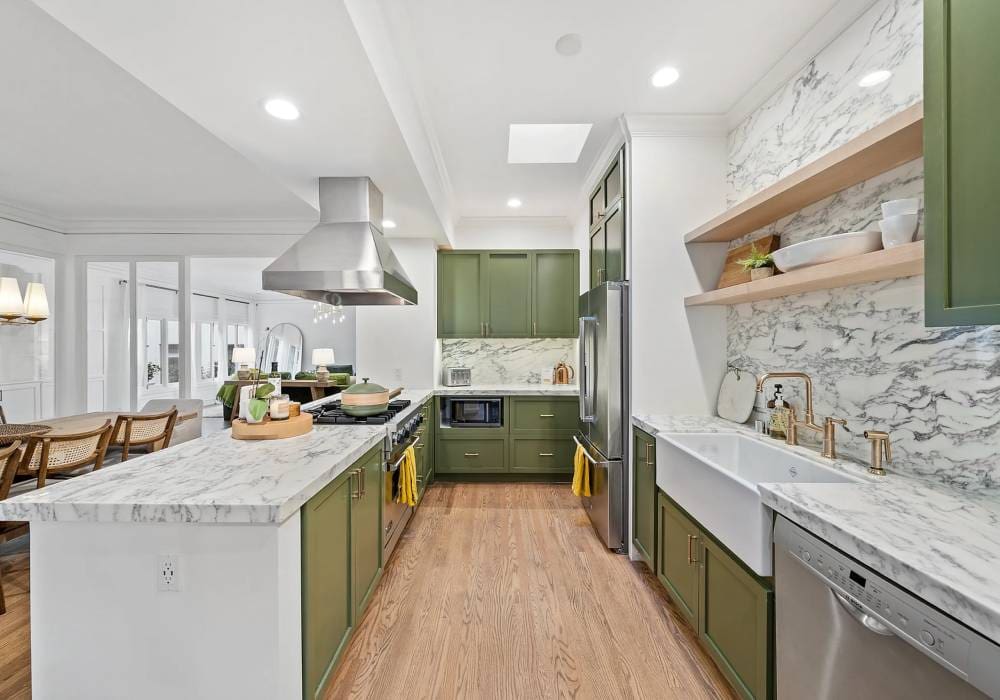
[508, 123, 593, 164]
[650, 66, 680, 88]
[555, 33, 583, 57]
[264, 98, 300, 120]
[858, 69, 892, 88]
[382, 219, 397, 229]
[507, 198, 522, 209]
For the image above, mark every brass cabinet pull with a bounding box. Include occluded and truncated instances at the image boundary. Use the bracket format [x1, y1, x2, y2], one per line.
[539, 413, 555, 418]
[645, 442, 653, 467]
[539, 452, 554, 457]
[361, 467, 366, 497]
[464, 452, 480, 457]
[533, 321, 537, 335]
[687, 534, 699, 564]
[415, 445, 424, 450]
[481, 322, 486, 337]
[351, 469, 362, 500]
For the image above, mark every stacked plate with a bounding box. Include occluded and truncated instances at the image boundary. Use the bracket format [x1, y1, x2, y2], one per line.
[879, 198, 920, 248]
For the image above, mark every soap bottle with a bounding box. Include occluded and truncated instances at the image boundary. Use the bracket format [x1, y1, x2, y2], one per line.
[767, 384, 789, 440]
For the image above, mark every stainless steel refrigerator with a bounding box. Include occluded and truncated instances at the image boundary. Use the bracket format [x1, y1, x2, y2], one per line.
[575, 281, 629, 552]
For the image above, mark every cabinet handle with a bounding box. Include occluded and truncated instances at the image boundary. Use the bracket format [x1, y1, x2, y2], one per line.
[464, 452, 480, 457]
[351, 469, 362, 500]
[538, 452, 554, 457]
[687, 534, 699, 564]
[481, 322, 485, 337]
[361, 467, 366, 497]
[415, 445, 424, 450]
[645, 442, 653, 467]
[539, 414, 555, 418]
[533, 321, 537, 335]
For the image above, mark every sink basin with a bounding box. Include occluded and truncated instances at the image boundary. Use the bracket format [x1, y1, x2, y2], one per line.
[655, 432, 860, 576]
[771, 230, 882, 272]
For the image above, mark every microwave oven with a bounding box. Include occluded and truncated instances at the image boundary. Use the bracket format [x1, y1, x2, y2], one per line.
[441, 397, 502, 428]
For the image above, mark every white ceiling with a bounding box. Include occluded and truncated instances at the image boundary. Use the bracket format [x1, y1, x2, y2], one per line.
[0, 0, 316, 230]
[190, 258, 289, 300]
[29, 0, 449, 242]
[379, 0, 843, 219]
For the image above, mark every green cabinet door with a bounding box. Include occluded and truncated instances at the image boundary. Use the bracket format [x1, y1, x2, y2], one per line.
[352, 447, 383, 618]
[925, 0, 1000, 325]
[632, 429, 655, 568]
[532, 251, 579, 337]
[603, 202, 625, 284]
[510, 436, 575, 473]
[486, 252, 531, 337]
[438, 252, 486, 337]
[302, 469, 355, 699]
[699, 536, 773, 700]
[590, 229, 606, 288]
[436, 438, 507, 473]
[656, 491, 700, 628]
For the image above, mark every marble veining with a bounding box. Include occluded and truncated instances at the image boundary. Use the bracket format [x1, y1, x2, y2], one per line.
[728, 0, 922, 204]
[440, 338, 577, 385]
[633, 415, 1000, 643]
[436, 384, 578, 397]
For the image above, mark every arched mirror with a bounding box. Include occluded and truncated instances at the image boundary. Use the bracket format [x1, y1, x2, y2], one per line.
[260, 323, 304, 376]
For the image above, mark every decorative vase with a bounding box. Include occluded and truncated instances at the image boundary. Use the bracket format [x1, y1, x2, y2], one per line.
[751, 267, 774, 281]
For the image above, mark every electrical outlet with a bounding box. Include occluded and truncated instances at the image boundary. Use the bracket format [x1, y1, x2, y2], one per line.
[157, 554, 181, 592]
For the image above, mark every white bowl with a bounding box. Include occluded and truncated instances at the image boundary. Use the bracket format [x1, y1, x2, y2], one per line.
[772, 230, 883, 272]
[879, 213, 919, 248]
[881, 198, 919, 218]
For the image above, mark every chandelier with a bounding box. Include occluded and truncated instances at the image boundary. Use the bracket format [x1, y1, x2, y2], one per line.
[312, 301, 345, 325]
[0, 277, 49, 325]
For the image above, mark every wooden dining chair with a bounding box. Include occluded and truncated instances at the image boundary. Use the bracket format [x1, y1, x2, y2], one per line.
[109, 406, 178, 462]
[0, 441, 27, 615]
[19, 421, 114, 488]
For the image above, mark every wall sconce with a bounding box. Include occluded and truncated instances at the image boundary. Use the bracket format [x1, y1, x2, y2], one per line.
[0, 278, 49, 325]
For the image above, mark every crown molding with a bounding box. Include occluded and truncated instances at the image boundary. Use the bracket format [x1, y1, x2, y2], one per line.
[0, 200, 70, 234]
[578, 121, 627, 205]
[621, 113, 729, 139]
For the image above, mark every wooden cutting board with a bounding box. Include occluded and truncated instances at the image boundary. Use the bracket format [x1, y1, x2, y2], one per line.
[717, 235, 780, 289]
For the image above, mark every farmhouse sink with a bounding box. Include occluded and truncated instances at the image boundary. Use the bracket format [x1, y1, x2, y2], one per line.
[771, 230, 882, 272]
[655, 432, 861, 576]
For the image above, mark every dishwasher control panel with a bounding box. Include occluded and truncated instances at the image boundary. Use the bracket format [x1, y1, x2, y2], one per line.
[774, 516, 1000, 698]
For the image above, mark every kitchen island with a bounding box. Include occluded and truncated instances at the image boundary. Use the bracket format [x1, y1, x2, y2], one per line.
[0, 389, 434, 700]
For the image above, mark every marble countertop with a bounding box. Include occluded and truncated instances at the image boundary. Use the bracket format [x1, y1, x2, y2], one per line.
[434, 384, 579, 396]
[0, 389, 438, 526]
[633, 413, 1000, 643]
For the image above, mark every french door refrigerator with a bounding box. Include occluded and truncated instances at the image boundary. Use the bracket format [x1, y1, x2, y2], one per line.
[576, 281, 629, 552]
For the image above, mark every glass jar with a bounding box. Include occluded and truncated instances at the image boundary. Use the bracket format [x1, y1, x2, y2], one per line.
[269, 394, 291, 421]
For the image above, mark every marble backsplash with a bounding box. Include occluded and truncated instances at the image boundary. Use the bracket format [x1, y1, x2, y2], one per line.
[728, 0, 922, 204]
[439, 338, 577, 385]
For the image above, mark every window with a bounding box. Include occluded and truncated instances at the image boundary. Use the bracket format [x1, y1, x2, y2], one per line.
[196, 322, 218, 381]
[145, 319, 162, 388]
[166, 321, 179, 385]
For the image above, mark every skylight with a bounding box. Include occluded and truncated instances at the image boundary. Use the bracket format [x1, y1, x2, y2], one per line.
[507, 124, 593, 164]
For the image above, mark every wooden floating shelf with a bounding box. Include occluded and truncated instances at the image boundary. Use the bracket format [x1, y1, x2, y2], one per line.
[684, 241, 924, 306]
[685, 103, 924, 244]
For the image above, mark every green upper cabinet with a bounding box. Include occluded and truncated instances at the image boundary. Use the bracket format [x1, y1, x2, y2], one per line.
[487, 252, 532, 337]
[925, 0, 1000, 325]
[437, 250, 579, 338]
[437, 252, 487, 337]
[532, 251, 579, 337]
[587, 147, 626, 289]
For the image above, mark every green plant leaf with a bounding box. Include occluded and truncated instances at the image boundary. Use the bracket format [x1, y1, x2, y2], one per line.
[254, 382, 275, 399]
[248, 397, 269, 421]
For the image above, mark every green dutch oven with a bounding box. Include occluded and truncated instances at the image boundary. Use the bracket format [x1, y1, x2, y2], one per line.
[340, 378, 402, 417]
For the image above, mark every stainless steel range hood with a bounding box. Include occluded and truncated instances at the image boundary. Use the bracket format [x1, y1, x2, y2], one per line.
[262, 177, 417, 305]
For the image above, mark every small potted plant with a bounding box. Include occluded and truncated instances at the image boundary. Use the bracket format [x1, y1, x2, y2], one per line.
[738, 244, 776, 281]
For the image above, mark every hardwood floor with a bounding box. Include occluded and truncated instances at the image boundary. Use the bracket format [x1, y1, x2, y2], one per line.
[326, 483, 735, 700]
[0, 536, 30, 699]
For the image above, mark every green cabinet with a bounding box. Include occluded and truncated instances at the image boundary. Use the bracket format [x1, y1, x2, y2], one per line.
[510, 396, 578, 431]
[588, 148, 626, 288]
[437, 437, 507, 473]
[437, 250, 579, 338]
[509, 436, 575, 473]
[925, 0, 1000, 325]
[301, 445, 384, 699]
[632, 429, 656, 568]
[656, 490, 773, 700]
[415, 399, 435, 500]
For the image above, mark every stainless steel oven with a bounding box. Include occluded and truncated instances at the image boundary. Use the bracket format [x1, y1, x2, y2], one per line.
[441, 397, 502, 428]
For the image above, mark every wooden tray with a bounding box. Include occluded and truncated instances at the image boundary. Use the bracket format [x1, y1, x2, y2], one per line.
[717, 234, 780, 289]
[231, 413, 313, 441]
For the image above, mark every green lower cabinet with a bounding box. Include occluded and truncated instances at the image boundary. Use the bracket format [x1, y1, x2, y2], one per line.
[699, 536, 773, 700]
[302, 468, 355, 700]
[656, 490, 773, 700]
[415, 400, 435, 499]
[436, 438, 507, 473]
[509, 435, 575, 473]
[510, 396, 578, 431]
[656, 491, 700, 627]
[632, 429, 656, 567]
[352, 447, 383, 617]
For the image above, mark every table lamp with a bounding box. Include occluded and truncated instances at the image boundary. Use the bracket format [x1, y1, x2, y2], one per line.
[232, 346, 256, 380]
[312, 348, 335, 383]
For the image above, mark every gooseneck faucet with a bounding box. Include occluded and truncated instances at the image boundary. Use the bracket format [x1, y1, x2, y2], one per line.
[756, 371, 845, 458]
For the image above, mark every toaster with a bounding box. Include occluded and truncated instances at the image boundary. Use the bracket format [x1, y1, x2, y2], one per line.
[443, 367, 472, 387]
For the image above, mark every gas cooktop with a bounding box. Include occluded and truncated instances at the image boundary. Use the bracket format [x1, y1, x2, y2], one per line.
[307, 399, 412, 425]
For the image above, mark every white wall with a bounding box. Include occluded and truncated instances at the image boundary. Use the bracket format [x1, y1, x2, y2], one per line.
[627, 131, 730, 418]
[254, 300, 357, 373]
[356, 238, 437, 388]
[451, 217, 574, 249]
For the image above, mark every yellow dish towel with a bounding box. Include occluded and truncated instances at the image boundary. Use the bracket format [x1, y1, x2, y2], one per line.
[396, 445, 418, 506]
[571, 443, 591, 497]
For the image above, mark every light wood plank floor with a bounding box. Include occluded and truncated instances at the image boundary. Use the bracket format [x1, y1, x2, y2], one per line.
[0, 536, 31, 699]
[326, 482, 735, 700]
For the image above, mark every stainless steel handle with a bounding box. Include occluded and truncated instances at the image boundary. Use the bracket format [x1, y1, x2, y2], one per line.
[831, 589, 894, 636]
[539, 452, 554, 457]
[572, 435, 599, 464]
[464, 452, 480, 457]
[391, 437, 421, 470]
[578, 316, 596, 423]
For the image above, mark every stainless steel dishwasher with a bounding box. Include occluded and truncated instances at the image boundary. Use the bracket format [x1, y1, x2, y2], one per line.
[774, 516, 1000, 699]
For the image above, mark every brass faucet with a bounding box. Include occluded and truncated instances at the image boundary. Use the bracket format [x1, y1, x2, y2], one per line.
[864, 430, 892, 476]
[756, 372, 846, 458]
